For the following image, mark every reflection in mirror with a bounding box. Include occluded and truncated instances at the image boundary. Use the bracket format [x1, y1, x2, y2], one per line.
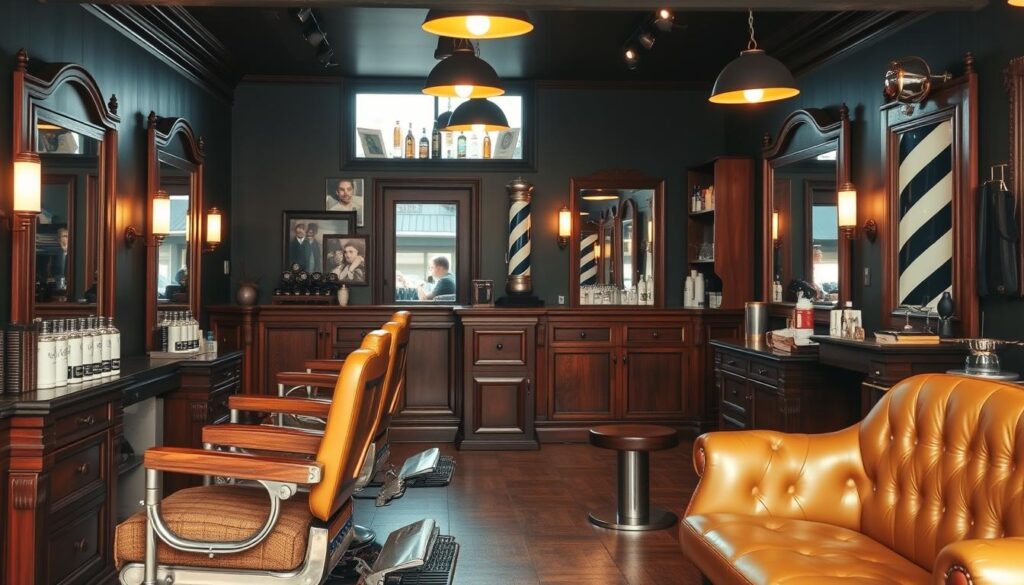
[35, 123, 101, 307]
[157, 162, 191, 308]
[577, 186, 656, 305]
[620, 199, 636, 289]
[579, 220, 599, 286]
[394, 203, 458, 302]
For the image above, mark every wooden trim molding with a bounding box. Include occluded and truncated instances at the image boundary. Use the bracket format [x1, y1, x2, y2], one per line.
[1007, 56, 1024, 296]
[11, 49, 120, 324]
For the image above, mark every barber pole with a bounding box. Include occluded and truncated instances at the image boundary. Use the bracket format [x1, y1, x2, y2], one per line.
[506, 177, 534, 294]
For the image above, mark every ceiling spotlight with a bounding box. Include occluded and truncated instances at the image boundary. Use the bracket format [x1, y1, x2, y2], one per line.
[295, 7, 313, 24]
[624, 47, 640, 70]
[653, 9, 674, 32]
[303, 21, 324, 46]
[422, 10, 534, 39]
[316, 41, 334, 66]
[638, 29, 656, 50]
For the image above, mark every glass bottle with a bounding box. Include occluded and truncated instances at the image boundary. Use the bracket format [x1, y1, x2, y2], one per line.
[419, 127, 429, 159]
[67, 318, 83, 384]
[445, 125, 454, 157]
[54, 320, 68, 387]
[109, 318, 121, 374]
[37, 320, 56, 390]
[431, 121, 441, 159]
[404, 123, 414, 158]
[483, 134, 491, 159]
[79, 318, 95, 381]
[457, 132, 467, 158]
[100, 316, 112, 375]
[90, 316, 104, 378]
[188, 310, 199, 350]
[392, 120, 401, 158]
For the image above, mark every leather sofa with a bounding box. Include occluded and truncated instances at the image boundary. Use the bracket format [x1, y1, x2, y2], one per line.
[680, 373, 1024, 585]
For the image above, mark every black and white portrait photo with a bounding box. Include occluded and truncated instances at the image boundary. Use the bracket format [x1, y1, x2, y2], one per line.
[281, 210, 356, 273]
[323, 235, 369, 286]
[325, 177, 365, 227]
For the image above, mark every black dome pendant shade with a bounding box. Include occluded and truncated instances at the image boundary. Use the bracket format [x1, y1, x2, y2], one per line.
[423, 41, 504, 99]
[436, 109, 453, 129]
[422, 10, 534, 39]
[709, 10, 799, 105]
[443, 99, 509, 132]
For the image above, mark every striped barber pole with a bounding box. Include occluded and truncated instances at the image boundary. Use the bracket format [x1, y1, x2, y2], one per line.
[897, 119, 953, 309]
[579, 233, 598, 285]
[508, 198, 532, 278]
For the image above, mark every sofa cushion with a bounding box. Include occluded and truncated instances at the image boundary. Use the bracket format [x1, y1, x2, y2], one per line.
[681, 513, 930, 585]
[115, 484, 313, 572]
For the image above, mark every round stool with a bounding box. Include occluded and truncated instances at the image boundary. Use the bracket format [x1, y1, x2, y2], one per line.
[588, 424, 678, 531]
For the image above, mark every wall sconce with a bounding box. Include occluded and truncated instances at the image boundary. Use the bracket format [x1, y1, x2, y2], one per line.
[124, 226, 139, 247]
[13, 152, 41, 213]
[151, 189, 170, 244]
[205, 207, 222, 252]
[837, 182, 877, 242]
[557, 205, 571, 249]
[883, 56, 951, 113]
[771, 210, 781, 248]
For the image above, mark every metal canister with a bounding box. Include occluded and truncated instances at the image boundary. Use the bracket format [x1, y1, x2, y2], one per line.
[745, 302, 768, 340]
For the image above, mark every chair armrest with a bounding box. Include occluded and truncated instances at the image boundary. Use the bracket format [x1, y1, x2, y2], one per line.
[275, 371, 340, 389]
[686, 426, 866, 530]
[229, 395, 331, 417]
[144, 446, 322, 484]
[304, 358, 345, 373]
[934, 537, 1024, 584]
[202, 424, 323, 455]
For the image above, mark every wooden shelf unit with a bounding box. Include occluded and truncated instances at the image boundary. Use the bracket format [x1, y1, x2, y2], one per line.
[686, 157, 754, 309]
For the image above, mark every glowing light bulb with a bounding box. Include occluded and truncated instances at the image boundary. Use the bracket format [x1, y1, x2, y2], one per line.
[659, 9, 671, 19]
[466, 15, 491, 36]
[743, 88, 765, 103]
[455, 85, 473, 98]
[471, 124, 485, 134]
[625, 49, 636, 60]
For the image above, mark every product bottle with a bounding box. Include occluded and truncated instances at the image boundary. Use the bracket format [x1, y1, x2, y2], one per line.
[794, 294, 814, 338]
[431, 121, 441, 159]
[684, 274, 695, 308]
[638, 276, 648, 304]
[191, 311, 200, 350]
[80, 317, 95, 381]
[166, 312, 178, 353]
[67, 318, 83, 384]
[404, 123, 414, 158]
[91, 317, 104, 378]
[419, 128, 429, 159]
[53, 320, 68, 388]
[469, 132, 479, 158]
[695, 272, 706, 308]
[483, 134, 492, 158]
[100, 316, 112, 376]
[159, 311, 169, 352]
[109, 318, 121, 374]
[205, 330, 217, 356]
[830, 303, 844, 337]
[37, 320, 56, 390]
[646, 274, 655, 306]
[457, 132, 467, 158]
[393, 120, 401, 158]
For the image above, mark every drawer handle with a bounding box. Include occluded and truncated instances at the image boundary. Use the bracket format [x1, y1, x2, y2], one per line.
[496, 343, 503, 350]
[73, 538, 87, 553]
[874, 370, 881, 376]
[726, 360, 736, 366]
[76, 462, 90, 475]
[77, 415, 96, 426]
[579, 331, 587, 338]
[651, 331, 660, 339]
[757, 368, 768, 376]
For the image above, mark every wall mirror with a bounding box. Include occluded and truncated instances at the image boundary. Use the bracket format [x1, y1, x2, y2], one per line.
[762, 106, 850, 308]
[145, 113, 204, 350]
[882, 55, 977, 335]
[11, 49, 118, 323]
[569, 170, 664, 307]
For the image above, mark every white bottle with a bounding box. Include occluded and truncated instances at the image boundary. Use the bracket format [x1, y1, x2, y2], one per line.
[67, 318, 83, 384]
[36, 320, 56, 390]
[158, 311, 169, 352]
[109, 318, 121, 374]
[646, 274, 655, 305]
[53, 320, 68, 388]
[167, 312, 180, 353]
[205, 330, 217, 356]
[91, 317, 104, 377]
[99, 316, 112, 376]
[684, 274, 694, 308]
[695, 273, 705, 308]
[191, 312, 200, 350]
[78, 318, 93, 381]
[830, 304, 844, 337]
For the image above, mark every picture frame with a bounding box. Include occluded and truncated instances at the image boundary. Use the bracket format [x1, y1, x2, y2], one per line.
[323, 234, 369, 286]
[282, 210, 356, 274]
[325, 177, 366, 226]
[356, 127, 387, 159]
[471, 279, 494, 305]
[493, 128, 521, 159]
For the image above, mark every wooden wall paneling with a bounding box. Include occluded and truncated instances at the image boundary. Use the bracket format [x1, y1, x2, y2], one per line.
[391, 321, 459, 442]
[713, 157, 755, 309]
[0, 416, 8, 585]
[257, 321, 325, 393]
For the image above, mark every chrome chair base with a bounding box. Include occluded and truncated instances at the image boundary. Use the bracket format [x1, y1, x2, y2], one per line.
[587, 505, 677, 531]
[350, 524, 377, 549]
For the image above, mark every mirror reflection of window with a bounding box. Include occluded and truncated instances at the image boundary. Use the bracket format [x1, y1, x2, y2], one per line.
[394, 203, 458, 302]
[157, 192, 190, 304]
[811, 204, 839, 301]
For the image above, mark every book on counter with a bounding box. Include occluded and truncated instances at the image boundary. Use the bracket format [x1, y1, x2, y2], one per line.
[873, 329, 941, 344]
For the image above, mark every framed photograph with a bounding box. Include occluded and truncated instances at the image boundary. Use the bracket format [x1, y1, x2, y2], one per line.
[282, 210, 356, 274]
[471, 279, 494, 305]
[493, 128, 521, 159]
[325, 177, 365, 227]
[323, 235, 369, 286]
[356, 127, 387, 159]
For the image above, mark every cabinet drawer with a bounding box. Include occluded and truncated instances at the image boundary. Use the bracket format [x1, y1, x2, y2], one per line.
[335, 327, 373, 344]
[51, 436, 105, 512]
[48, 503, 103, 585]
[55, 403, 109, 448]
[473, 330, 527, 366]
[720, 404, 747, 431]
[718, 353, 748, 375]
[720, 373, 749, 413]
[748, 361, 780, 385]
[552, 326, 610, 343]
[625, 326, 685, 344]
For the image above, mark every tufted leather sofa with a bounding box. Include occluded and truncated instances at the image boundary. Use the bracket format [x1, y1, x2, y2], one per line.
[680, 373, 1024, 585]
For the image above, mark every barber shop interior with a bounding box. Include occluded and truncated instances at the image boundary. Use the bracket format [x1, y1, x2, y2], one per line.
[3, 0, 1024, 583]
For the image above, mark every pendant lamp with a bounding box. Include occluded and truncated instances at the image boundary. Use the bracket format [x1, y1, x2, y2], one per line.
[443, 99, 509, 132]
[709, 11, 799, 105]
[422, 10, 533, 39]
[424, 38, 504, 99]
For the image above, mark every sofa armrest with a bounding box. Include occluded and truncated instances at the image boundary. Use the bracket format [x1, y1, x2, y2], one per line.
[686, 426, 866, 530]
[934, 537, 1024, 585]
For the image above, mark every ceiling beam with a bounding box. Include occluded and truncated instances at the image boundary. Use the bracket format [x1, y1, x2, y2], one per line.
[73, 0, 987, 10]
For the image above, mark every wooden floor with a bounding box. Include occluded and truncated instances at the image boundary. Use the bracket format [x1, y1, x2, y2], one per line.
[355, 441, 706, 585]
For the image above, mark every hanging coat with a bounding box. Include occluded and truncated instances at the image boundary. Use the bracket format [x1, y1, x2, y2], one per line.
[977, 180, 1019, 297]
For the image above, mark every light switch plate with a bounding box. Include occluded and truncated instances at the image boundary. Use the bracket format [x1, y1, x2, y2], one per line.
[863, 267, 870, 286]
[558, 295, 565, 305]
[224, 260, 230, 275]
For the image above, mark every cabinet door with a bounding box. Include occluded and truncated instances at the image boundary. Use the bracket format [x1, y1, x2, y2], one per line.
[549, 349, 615, 419]
[750, 380, 786, 431]
[621, 348, 688, 419]
[468, 375, 532, 438]
[718, 370, 750, 430]
[259, 323, 326, 392]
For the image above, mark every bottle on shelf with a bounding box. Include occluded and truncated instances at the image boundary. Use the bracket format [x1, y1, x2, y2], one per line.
[419, 127, 429, 159]
[80, 317, 95, 381]
[431, 121, 441, 159]
[54, 320, 68, 388]
[695, 272, 706, 308]
[205, 330, 217, 356]
[684, 272, 695, 308]
[392, 120, 401, 158]
[67, 318, 83, 384]
[468, 132, 479, 158]
[773, 278, 783, 302]
[36, 320, 56, 390]
[109, 317, 121, 374]
[457, 132, 467, 158]
[91, 316, 104, 377]
[158, 311, 169, 352]
[794, 294, 814, 339]
[483, 134, 492, 159]
[404, 123, 414, 158]
[100, 316, 112, 376]
[167, 312, 180, 353]
[830, 302, 844, 337]
[445, 125, 454, 157]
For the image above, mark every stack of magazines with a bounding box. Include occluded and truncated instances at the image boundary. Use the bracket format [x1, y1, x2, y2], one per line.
[873, 330, 940, 344]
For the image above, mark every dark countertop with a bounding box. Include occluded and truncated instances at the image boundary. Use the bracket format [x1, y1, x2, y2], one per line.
[0, 350, 242, 418]
[710, 338, 820, 362]
[810, 335, 966, 354]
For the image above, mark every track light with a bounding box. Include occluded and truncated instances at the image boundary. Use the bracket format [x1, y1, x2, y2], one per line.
[295, 7, 313, 24]
[316, 41, 334, 66]
[624, 47, 639, 70]
[653, 9, 674, 32]
[303, 21, 324, 46]
[638, 29, 656, 50]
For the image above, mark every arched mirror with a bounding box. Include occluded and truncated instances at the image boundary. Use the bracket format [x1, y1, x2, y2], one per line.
[762, 106, 850, 309]
[10, 49, 119, 323]
[570, 170, 664, 307]
[145, 113, 204, 350]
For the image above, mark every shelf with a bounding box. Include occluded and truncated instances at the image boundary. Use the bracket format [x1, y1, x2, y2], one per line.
[689, 208, 715, 217]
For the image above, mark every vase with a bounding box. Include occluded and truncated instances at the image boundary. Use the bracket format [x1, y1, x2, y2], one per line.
[337, 285, 349, 307]
[236, 282, 258, 306]
[937, 291, 955, 319]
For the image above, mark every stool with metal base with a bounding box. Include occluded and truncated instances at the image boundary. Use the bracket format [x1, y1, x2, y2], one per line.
[587, 424, 679, 531]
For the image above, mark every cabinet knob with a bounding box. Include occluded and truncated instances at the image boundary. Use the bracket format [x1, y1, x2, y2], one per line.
[360, 331, 366, 337]
[73, 538, 87, 552]
[496, 343, 503, 350]
[579, 331, 587, 338]
[77, 415, 96, 426]
[651, 331, 660, 339]
[757, 368, 768, 376]
[726, 360, 736, 366]
[76, 462, 90, 475]
[622, 354, 628, 363]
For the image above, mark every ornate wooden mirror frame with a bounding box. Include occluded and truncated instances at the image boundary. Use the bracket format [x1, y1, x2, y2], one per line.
[145, 113, 204, 350]
[10, 49, 119, 324]
[761, 106, 851, 308]
[569, 170, 664, 307]
[881, 55, 977, 335]
[1006, 55, 1024, 295]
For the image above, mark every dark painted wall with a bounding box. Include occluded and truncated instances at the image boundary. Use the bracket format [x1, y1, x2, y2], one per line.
[0, 0, 232, 355]
[230, 82, 725, 306]
[724, 1, 1024, 368]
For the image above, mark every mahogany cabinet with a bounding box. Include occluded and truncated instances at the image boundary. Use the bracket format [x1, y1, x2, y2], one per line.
[0, 413, 8, 585]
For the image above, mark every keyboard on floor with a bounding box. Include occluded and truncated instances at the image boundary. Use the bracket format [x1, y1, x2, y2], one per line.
[383, 535, 459, 585]
[406, 455, 456, 488]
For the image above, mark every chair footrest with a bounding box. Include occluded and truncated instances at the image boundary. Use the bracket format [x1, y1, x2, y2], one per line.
[407, 456, 456, 488]
[384, 536, 459, 585]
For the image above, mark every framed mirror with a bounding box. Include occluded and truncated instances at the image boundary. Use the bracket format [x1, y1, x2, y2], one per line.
[762, 106, 850, 309]
[11, 49, 119, 323]
[569, 170, 664, 307]
[145, 113, 204, 350]
[882, 56, 977, 335]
